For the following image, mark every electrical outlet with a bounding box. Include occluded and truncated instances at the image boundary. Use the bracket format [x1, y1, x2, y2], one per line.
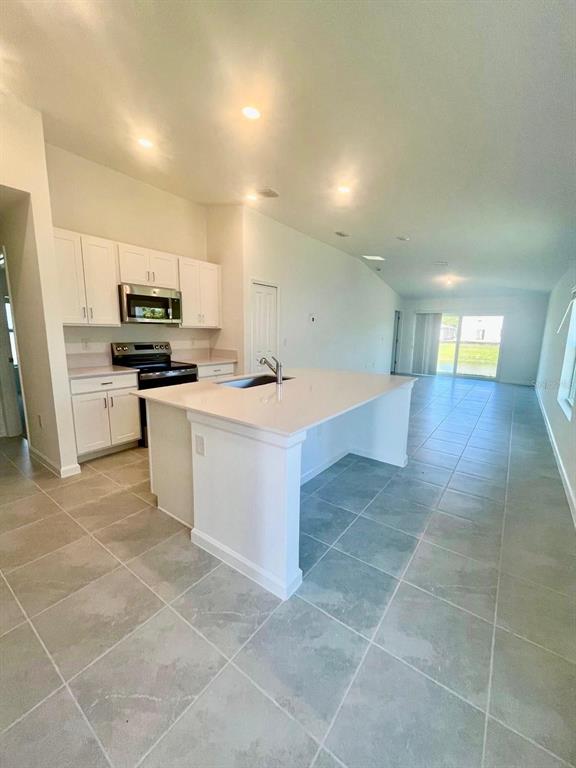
[195, 434, 206, 456]
[309, 314, 317, 325]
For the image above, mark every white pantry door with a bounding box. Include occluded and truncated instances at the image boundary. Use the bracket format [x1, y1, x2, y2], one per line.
[251, 282, 278, 373]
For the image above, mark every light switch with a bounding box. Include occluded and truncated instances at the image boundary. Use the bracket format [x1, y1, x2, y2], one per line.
[195, 434, 206, 456]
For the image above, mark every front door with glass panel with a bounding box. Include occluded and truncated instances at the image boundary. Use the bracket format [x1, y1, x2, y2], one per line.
[436, 315, 504, 379]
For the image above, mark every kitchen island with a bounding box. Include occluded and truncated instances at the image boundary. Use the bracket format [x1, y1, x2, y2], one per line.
[137, 369, 415, 599]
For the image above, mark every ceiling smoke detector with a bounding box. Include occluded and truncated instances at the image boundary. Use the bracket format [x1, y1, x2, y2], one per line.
[257, 187, 279, 198]
[334, 231, 350, 238]
[396, 236, 410, 241]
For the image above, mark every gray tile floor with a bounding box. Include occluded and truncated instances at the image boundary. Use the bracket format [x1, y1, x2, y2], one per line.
[0, 377, 574, 767]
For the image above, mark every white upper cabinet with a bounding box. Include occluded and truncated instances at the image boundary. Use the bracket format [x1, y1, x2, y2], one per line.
[149, 250, 179, 289]
[54, 228, 120, 326]
[117, 243, 149, 284]
[179, 258, 221, 328]
[54, 229, 87, 324]
[118, 243, 179, 289]
[180, 258, 201, 326]
[82, 235, 120, 325]
[198, 262, 221, 327]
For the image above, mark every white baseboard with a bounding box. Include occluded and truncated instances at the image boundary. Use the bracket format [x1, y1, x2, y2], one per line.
[29, 445, 81, 478]
[157, 503, 192, 530]
[536, 388, 576, 529]
[190, 528, 302, 600]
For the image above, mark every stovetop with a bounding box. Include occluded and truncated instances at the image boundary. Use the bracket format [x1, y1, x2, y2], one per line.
[111, 341, 198, 375]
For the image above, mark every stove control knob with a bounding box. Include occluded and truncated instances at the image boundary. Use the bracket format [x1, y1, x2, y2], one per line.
[155, 344, 160, 349]
[123, 345, 128, 351]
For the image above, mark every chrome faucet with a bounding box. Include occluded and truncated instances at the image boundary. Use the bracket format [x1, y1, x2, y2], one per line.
[259, 356, 283, 384]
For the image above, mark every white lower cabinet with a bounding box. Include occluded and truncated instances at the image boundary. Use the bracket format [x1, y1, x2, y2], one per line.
[72, 392, 113, 455]
[108, 388, 141, 445]
[71, 379, 141, 456]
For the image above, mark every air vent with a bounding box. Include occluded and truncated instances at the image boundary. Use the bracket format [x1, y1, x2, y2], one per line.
[335, 231, 350, 238]
[257, 187, 279, 198]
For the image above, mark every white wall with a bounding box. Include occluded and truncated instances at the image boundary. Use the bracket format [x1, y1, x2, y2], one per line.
[398, 293, 549, 385]
[46, 144, 220, 353]
[46, 145, 206, 258]
[243, 208, 401, 373]
[0, 95, 78, 473]
[207, 206, 246, 370]
[536, 265, 576, 517]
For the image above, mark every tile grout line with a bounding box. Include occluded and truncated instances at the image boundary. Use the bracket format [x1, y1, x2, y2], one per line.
[479, 386, 515, 768]
[308, 489, 438, 767]
[0, 570, 116, 767]
[302, 380, 506, 768]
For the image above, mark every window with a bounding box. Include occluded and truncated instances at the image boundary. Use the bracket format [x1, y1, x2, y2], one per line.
[4, 297, 17, 366]
[558, 298, 576, 419]
[436, 315, 504, 379]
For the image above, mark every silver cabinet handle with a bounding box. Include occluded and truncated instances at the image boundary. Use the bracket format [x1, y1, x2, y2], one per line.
[152, 271, 156, 282]
[146, 270, 150, 282]
[103, 397, 107, 409]
[110, 396, 114, 407]
[100, 381, 113, 385]
[89, 307, 94, 319]
[82, 307, 86, 318]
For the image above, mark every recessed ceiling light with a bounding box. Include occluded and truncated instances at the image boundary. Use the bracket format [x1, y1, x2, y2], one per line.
[337, 185, 351, 194]
[245, 193, 258, 201]
[242, 106, 261, 120]
[137, 138, 154, 148]
[396, 236, 410, 241]
[362, 255, 386, 261]
[335, 231, 350, 238]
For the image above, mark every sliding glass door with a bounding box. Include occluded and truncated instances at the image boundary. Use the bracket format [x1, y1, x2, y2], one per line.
[436, 315, 504, 379]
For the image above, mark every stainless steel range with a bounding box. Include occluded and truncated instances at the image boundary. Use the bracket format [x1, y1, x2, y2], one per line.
[111, 342, 198, 445]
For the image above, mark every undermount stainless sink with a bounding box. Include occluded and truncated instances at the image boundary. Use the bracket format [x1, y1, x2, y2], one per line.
[219, 375, 293, 389]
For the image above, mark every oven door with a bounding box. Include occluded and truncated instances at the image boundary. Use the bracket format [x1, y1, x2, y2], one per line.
[119, 284, 182, 324]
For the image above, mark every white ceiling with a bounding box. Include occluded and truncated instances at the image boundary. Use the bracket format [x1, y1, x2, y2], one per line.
[2, 0, 574, 298]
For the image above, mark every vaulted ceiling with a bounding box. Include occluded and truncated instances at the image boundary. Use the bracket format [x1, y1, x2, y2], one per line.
[2, 0, 574, 297]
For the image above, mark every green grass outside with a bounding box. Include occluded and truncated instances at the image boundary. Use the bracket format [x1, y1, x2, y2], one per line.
[437, 342, 500, 376]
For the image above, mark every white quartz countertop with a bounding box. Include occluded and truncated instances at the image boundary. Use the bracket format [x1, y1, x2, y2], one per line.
[136, 369, 415, 436]
[172, 352, 237, 366]
[68, 365, 136, 379]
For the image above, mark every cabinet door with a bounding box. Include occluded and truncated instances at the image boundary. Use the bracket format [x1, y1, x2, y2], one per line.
[149, 251, 179, 289]
[72, 392, 111, 454]
[82, 235, 120, 326]
[54, 229, 87, 325]
[179, 258, 202, 327]
[108, 389, 141, 445]
[199, 262, 221, 327]
[118, 243, 150, 284]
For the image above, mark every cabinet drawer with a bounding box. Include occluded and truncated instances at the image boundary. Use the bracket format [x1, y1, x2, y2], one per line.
[70, 373, 138, 394]
[197, 363, 235, 379]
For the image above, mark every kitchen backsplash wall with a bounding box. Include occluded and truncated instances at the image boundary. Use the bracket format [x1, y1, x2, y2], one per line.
[64, 325, 215, 367]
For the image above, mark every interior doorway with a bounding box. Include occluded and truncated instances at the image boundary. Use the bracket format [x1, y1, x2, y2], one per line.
[437, 314, 504, 379]
[390, 310, 401, 373]
[250, 281, 279, 374]
[0, 246, 24, 436]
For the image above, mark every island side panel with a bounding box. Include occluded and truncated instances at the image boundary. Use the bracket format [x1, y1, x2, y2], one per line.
[147, 400, 194, 527]
[188, 413, 305, 599]
[300, 381, 414, 482]
[348, 381, 414, 466]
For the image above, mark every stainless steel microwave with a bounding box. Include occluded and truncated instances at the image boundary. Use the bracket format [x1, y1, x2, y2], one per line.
[119, 284, 182, 324]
